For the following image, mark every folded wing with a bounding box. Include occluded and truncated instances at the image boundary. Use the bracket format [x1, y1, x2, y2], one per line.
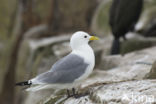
[31, 54, 89, 84]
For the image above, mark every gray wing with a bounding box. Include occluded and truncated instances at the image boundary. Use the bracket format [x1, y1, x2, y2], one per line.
[34, 54, 89, 84]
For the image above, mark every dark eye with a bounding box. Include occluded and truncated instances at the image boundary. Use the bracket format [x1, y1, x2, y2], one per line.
[84, 36, 87, 38]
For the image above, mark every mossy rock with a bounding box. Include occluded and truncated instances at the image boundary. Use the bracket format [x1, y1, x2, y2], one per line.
[43, 90, 67, 104]
[120, 38, 156, 54]
[146, 61, 156, 79]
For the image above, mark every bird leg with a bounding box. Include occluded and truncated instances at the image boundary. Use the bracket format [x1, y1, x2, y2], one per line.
[67, 88, 89, 99]
[72, 88, 79, 98]
[72, 88, 78, 95]
[72, 88, 89, 98]
[67, 89, 72, 98]
[66, 88, 79, 98]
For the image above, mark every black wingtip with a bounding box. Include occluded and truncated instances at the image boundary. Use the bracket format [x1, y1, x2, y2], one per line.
[15, 81, 32, 86]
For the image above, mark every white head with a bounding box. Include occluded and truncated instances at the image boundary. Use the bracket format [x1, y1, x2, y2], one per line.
[70, 31, 99, 50]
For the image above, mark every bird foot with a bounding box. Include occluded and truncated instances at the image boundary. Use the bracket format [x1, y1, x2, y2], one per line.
[66, 89, 89, 99]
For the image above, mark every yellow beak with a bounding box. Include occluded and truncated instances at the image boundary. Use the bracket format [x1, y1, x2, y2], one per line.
[89, 36, 99, 41]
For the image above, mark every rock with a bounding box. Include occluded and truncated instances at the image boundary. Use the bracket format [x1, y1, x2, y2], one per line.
[90, 80, 156, 104]
[28, 34, 71, 51]
[24, 90, 55, 104]
[24, 24, 48, 39]
[135, 0, 156, 35]
[146, 61, 156, 79]
[98, 55, 122, 70]
[120, 33, 156, 54]
[99, 46, 156, 70]
[63, 96, 94, 104]
[143, 20, 156, 37]
[44, 79, 156, 104]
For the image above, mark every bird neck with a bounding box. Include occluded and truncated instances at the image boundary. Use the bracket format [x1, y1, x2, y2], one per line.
[72, 44, 92, 53]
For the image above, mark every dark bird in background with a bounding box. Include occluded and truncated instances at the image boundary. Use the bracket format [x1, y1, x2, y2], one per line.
[109, 0, 143, 54]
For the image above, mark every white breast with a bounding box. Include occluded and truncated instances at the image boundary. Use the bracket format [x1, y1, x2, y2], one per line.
[71, 44, 95, 82]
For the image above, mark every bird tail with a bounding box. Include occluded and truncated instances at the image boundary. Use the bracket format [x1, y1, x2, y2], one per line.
[111, 38, 120, 55]
[15, 81, 32, 86]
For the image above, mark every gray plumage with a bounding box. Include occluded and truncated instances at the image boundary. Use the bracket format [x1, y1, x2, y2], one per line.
[33, 54, 89, 84]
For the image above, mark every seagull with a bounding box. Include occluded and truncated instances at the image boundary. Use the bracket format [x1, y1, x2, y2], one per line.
[16, 31, 99, 98]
